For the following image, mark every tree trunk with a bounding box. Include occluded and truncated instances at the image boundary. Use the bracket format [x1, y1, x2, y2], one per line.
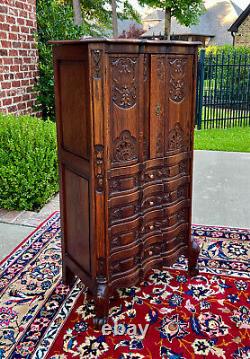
[164, 8, 171, 40]
[111, 0, 118, 38]
[72, 0, 83, 26]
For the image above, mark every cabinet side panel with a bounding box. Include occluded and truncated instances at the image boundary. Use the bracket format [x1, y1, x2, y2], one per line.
[59, 61, 90, 159]
[64, 168, 91, 274]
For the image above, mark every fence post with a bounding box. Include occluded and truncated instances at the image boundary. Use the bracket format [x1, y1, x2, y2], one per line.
[196, 49, 205, 130]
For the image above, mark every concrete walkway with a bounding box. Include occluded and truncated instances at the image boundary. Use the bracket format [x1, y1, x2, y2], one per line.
[0, 150, 250, 262]
[192, 150, 250, 228]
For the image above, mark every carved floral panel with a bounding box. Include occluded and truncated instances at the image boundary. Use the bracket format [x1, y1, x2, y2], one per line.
[113, 130, 138, 164]
[110, 57, 137, 109]
[169, 58, 187, 103]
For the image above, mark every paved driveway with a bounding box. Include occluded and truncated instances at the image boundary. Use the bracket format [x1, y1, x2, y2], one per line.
[192, 150, 250, 228]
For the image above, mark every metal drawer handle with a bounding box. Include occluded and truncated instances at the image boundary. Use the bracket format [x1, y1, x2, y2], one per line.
[149, 174, 154, 179]
[149, 201, 154, 206]
[148, 250, 153, 256]
[149, 225, 154, 230]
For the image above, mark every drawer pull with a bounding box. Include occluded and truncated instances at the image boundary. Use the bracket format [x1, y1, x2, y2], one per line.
[148, 250, 153, 256]
[149, 201, 154, 206]
[149, 174, 154, 179]
[141, 226, 145, 232]
[149, 225, 154, 230]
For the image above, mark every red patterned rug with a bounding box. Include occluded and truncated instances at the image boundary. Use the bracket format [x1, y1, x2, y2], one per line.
[0, 212, 249, 359]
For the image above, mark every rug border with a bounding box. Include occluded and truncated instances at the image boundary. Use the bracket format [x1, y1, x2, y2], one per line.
[192, 223, 250, 231]
[0, 210, 60, 267]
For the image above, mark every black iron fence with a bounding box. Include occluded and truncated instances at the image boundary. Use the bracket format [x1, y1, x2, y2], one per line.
[196, 49, 250, 129]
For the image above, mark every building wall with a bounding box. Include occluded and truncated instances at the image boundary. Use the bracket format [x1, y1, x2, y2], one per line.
[235, 15, 250, 46]
[0, 0, 39, 115]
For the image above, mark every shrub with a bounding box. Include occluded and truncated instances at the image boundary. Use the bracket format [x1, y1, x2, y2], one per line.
[0, 114, 58, 211]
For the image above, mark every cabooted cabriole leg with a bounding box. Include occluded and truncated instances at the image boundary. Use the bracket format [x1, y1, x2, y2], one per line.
[93, 277, 109, 330]
[188, 236, 200, 277]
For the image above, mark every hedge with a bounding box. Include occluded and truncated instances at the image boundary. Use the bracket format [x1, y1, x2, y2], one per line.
[0, 114, 58, 211]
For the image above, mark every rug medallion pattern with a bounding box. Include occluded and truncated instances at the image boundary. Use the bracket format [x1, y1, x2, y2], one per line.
[0, 213, 249, 358]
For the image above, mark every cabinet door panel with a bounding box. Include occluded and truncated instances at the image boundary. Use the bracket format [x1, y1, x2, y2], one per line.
[108, 55, 142, 168]
[149, 55, 166, 159]
[165, 55, 194, 154]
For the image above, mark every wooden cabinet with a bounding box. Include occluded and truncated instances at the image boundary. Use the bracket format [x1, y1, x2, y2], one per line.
[52, 39, 200, 328]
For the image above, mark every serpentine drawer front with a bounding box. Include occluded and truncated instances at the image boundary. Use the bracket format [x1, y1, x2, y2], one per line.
[52, 38, 200, 329]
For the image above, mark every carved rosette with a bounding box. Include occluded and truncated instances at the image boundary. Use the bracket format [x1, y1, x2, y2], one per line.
[94, 145, 104, 192]
[169, 58, 187, 102]
[92, 49, 102, 79]
[113, 130, 138, 164]
[169, 122, 185, 151]
[111, 57, 137, 109]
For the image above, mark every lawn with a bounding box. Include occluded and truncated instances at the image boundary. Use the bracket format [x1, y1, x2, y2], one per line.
[194, 127, 250, 152]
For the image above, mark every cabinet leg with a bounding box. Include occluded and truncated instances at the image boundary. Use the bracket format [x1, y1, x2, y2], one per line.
[188, 237, 200, 277]
[93, 278, 109, 330]
[62, 265, 75, 288]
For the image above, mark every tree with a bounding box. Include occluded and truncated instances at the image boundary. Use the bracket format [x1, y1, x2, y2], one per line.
[72, 0, 83, 25]
[139, 0, 205, 40]
[36, 0, 140, 119]
[111, 0, 118, 37]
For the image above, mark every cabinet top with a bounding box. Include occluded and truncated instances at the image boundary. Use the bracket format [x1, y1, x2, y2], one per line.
[50, 37, 201, 47]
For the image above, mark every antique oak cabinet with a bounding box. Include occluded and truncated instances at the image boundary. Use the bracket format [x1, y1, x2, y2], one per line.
[52, 39, 200, 328]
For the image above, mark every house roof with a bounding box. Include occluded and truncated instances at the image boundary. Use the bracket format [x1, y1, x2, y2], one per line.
[143, 9, 165, 21]
[228, 3, 250, 32]
[142, 0, 242, 45]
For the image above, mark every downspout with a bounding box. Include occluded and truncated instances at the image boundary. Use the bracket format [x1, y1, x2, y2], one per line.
[231, 31, 236, 46]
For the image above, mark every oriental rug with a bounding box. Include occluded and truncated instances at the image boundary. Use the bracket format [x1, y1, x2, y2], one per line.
[0, 212, 249, 359]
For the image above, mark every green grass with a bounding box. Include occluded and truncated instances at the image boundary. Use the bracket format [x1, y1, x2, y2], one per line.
[194, 127, 250, 152]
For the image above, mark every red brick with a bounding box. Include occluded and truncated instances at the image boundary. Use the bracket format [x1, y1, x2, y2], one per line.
[12, 80, 21, 87]
[3, 57, 13, 64]
[1, 40, 11, 47]
[0, 31, 7, 39]
[0, 23, 10, 31]
[9, 33, 18, 40]
[2, 82, 11, 89]
[3, 98, 12, 106]
[0, 49, 8, 56]
[6, 16, 16, 24]
[2, 0, 39, 116]
[11, 25, 20, 33]
[17, 17, 25, 25]
[9, 49, 18, 56]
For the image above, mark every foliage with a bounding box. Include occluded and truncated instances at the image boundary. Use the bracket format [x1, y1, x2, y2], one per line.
[119, 24, 145, 38]
[138, 0, 205, 30]
[36, 0, 140, 119]
[205, 45, 250, 56]
[36, 0, 99, 120]
[201, 45, 250, 101]
[0, 114, 58, 211]
[194, 127, 250, 153]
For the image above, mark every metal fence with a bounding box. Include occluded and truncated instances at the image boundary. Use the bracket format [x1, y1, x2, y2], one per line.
[196, 49, 250, 129]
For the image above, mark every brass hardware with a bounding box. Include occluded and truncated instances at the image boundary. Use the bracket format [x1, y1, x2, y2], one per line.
[155, 104, 161, 116]
[149, 201, 154, 206]
[149, 225, 154, 230]
[148, 250, 153, 255]
[149, 174, 154, 179]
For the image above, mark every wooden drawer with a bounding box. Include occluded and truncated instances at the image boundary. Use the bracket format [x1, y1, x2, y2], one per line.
[109, 242, 142, 276]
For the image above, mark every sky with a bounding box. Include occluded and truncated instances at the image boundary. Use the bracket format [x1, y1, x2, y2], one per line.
[129, 0, 249, 13]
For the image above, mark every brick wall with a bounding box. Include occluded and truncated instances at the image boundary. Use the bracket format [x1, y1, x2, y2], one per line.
[0, 0, 39, 115]
[235, 15, 250, 46]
